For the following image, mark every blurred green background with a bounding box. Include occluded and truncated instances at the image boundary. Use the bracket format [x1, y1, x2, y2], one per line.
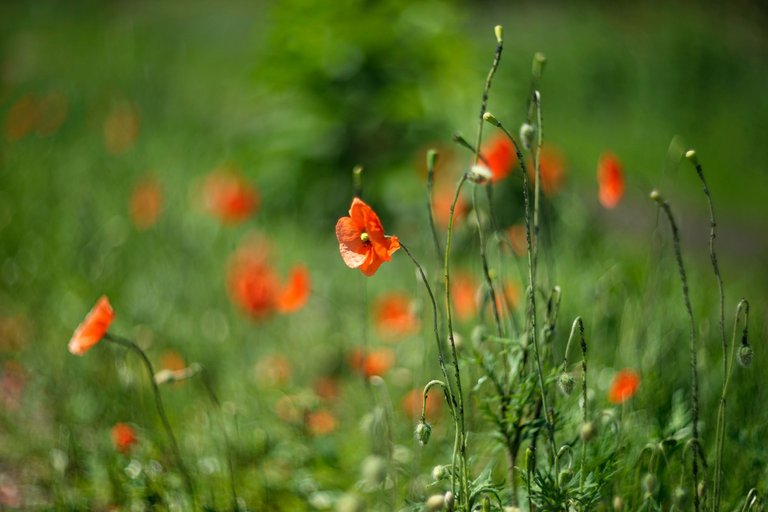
[1, 0, 767, 509]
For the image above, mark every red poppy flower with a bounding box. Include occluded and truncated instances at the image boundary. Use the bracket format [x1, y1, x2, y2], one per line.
[103, 101, 140, 155]
[336, 198, 400, 276]
[306, 409, 337, 436]
[228, 244, 279, 320]
[482, 134, 517, 182]
[203, 167, 259, 223]
[4, 93, 39, 142]
[313, 376, 341, 402]
[608, 369, 640, 404]
[528, 145, 566, 196]
[68, 296, 115, 356]
[402, 387, 443, 419]
[276, 265, 311, 313]
[130, 176, 163, 230]
[597, 152, 625, 209]
[348, 347, 395, 378]
[374, 293, 420, 340]
[111, 422, 137, 453]
[451, 272, 478, 322]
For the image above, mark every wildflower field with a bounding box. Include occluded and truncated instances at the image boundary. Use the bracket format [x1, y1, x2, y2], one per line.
[2, 1, 768, 510]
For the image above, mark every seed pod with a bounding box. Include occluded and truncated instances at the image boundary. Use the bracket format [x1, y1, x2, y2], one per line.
[642, 473, 658, 495]
[432, 465, 448, 481]
[426, 494, 445, 511]
[738, 344, 753, 368]
[415, 420, 432, 446]
[558, 372, 575, 395]
[444, 491, 455, 511]
[520, 123, 536, 150]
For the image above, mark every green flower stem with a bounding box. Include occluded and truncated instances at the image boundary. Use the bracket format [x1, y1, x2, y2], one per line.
[104, 333, 196, 507]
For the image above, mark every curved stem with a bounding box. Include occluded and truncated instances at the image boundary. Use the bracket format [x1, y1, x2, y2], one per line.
[473, 184, 504, 338]
[105, 333, 196, 506]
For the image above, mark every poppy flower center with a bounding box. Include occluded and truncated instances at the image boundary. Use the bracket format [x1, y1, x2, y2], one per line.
[360, 232, 370, 243]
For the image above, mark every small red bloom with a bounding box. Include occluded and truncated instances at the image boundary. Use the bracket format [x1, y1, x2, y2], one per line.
[103, 101, 140, 155]
[203, 167, 259, 223]
[336, 198, 400, 276]
[348, 347, 395, 378]
[68, 296, 115, 356]
[111, 422, 137, 453]
[528, 145, 566, 196]
[608, 369, 640, 404]
[306, 409, 337, 436]
[597, 152, 625, 209]
[130, 176, 163, 230]
[276, 265, 311, 313]
[374, 293, 420, 340]
[228, 247, 279, 320]
[482, 134, 517, 182]
[451, 272, 478, 322]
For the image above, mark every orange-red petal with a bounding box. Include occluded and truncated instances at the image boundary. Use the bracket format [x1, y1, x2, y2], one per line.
[608, 368, 640, 404]
[598, 152, 625, 209]
[336, 216, 367, 269]
[276, 265, 311, 313]
[68, 296, 115, 356]
[111, 422, 137, 453]
[483, 134, 517, 182]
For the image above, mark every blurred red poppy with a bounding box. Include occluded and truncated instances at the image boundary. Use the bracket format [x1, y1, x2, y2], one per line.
[276, 265, 311, 313]
[348, 347, 395, 378]
[228, 243, 279, 320]
[374, 293, 419, 340]
[482, 134, 517, 182]
[4, 93, 39, 141]
[203, 167, 259, 223]
[433, 181, 468, 229]
[336, 198, 400, 276]
[451, 272, 478, 322]
[103, 101, 140, 155]
[598, 152, 625, 209]
[528, 145, 566, 196]
[609, 369, 640, 404]
[68, 296, 115, 356]
[306, 409, 337, 436]
[130, 176, 163, 230]
[111, 423, 137, 453]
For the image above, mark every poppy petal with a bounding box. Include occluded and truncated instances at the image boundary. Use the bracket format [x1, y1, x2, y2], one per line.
[276, 265, 311, 313]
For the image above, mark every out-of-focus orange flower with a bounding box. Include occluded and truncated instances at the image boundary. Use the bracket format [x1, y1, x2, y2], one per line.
[348, 347, 395, 378]
[451, 272, 478, 322]
[597, 152, 625, 209]
[35, 90, 68, 136]
[202, 167, 259, 224]
[306, 409, 337, 436]
[68, 296, 115, 356]
[313, 376, 341, 402]
[160, 350, 185, 372]
[336, 197, 400, 277]
[111, 423, 137, 453]
[374, 293, 419, 340]
[276, 265, 311, 313]
[103, 101, 140, 154]
[255, 354, 292, 387]
[608, 369, 640, 404]
[0, 361, 25, 411]
[482, 134, 517, 183]
[130, 176, 163, 230]
[528, 145, 566, 196]
[228, 242, 279, 320]
[432, 181, 467, 229]
[4, 93, 39, 141]
[402, 387, 443, 419]
[506, 224, 527, 258]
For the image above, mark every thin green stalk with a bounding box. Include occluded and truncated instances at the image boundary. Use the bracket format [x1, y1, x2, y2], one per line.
[650, 191, 700, 512]
[685, 150, 727, 511]
[577, 319, 587, 495]
[472, 184, 504, 338]
[442, 173, 470, 508]
[105, 333, 196, 506]
[532, 91, 543, 276]
[426, 149, 444, 267]
[485, 114, 557, 466]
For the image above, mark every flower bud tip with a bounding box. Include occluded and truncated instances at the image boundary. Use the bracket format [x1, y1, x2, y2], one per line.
[494, 25, 503, 44]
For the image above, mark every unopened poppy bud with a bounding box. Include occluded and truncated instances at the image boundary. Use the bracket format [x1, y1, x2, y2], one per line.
[468, 164, 493, 184]
[738, 344, 753, 368]
[532, 52, 547, 78]
[685, 149, 698, 166]
[649, 189, 662, 202]
[482, 112, 501, 127]
[494, 25, 503, 44]
[612, 496, 624, 511]
[642, 473, 658, 494]
[427, 149, 439, 171]
[520, 122, 536, 150]
[415, 420, 432, 446]
[580, 421, 597, 442]
[673, 486, 689, 507]
[558, 467, 573, 487]
[154, 369, 176, 385]
[444, 491, 455, 510]
[432, 464, 448, 481]
[558, 372, 575, 395]
[426, 494, 445, 511]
